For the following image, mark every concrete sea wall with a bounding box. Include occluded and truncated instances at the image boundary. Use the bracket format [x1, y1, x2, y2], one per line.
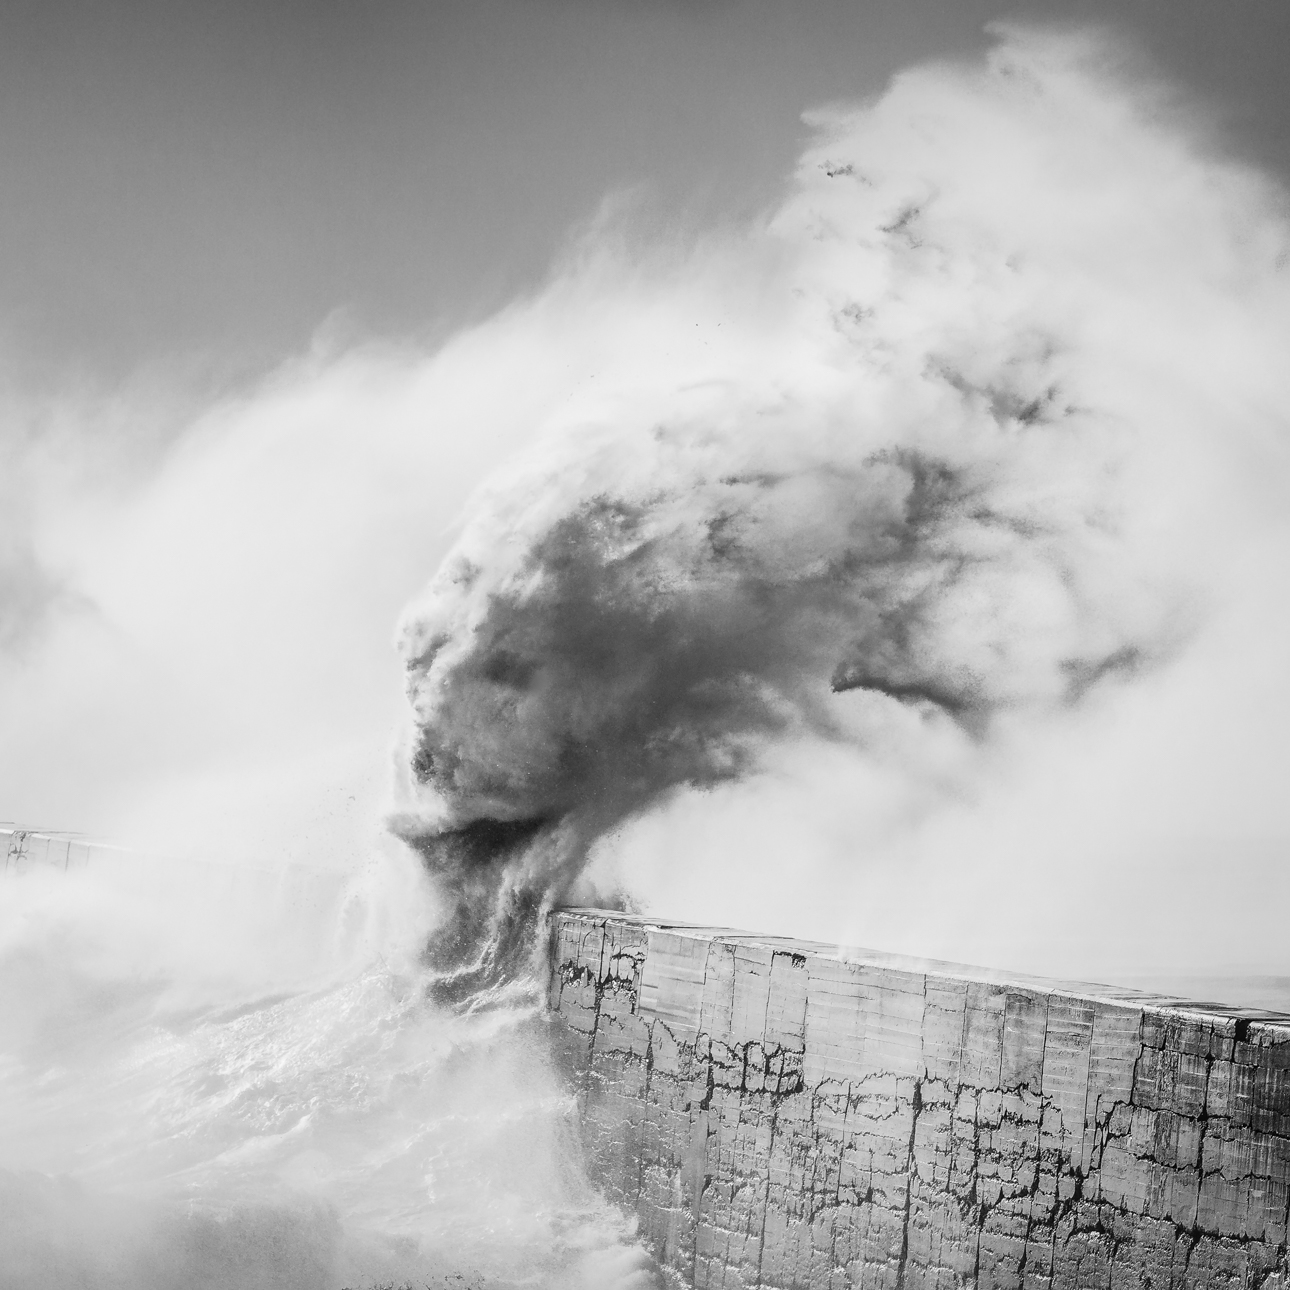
[548, 910, 1290, 1289]
[2, 825, 107, 871]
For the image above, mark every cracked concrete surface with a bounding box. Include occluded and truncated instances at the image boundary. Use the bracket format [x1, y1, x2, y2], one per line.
[547, 911, 1290, 1289]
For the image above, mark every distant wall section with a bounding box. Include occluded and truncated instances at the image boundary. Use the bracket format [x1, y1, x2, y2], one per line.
[1, 825, 113, 871]
[548, 910, 1290, 1289]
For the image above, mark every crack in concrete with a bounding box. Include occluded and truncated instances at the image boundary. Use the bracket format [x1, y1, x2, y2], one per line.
[549, 914, 1290, 1289]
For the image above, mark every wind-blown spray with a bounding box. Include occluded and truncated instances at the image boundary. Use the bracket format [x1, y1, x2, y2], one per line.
[393, 28, 1288, 994]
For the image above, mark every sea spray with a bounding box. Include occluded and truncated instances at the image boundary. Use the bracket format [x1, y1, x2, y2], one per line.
[0, 838, 658, 1289]
[392, 25, 1290, 988]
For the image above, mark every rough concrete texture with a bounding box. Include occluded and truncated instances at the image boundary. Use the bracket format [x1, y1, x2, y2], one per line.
[548, 910, 1290, 1290]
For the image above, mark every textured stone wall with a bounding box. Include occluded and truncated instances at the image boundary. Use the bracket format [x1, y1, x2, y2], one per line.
[547, 910, 1290, 1289]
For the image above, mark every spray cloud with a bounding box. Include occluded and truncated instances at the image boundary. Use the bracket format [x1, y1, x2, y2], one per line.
[391, 26, 1290, 992]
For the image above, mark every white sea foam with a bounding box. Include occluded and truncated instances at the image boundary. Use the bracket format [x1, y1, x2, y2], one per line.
[0, 842, 657, 1289]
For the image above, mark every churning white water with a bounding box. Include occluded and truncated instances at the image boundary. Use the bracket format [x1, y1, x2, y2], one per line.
[0, 837, 657, 1290]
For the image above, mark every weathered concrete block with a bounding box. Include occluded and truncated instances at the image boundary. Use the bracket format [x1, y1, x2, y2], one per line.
[548, 910, 1290, 1289]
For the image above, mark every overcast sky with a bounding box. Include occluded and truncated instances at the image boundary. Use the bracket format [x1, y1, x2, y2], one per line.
[3, 0, 1289, 389]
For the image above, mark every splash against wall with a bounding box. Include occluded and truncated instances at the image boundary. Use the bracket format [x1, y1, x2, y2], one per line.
[393, 27, 1290, 993]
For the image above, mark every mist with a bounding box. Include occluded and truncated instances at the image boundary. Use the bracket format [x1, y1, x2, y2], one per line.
[394, 25, 1290, 984]
[0, 25, 1284, 968]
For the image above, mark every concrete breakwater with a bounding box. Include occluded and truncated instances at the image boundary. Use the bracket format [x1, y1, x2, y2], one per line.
[2, 825, 105, 871]
[548, 910, 1290, 1289]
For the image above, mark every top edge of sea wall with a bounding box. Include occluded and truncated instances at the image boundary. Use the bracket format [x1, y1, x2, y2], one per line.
[552, 907, 1290, 1032]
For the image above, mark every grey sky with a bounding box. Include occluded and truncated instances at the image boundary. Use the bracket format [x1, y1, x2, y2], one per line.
[3, 0, 1288, 390]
